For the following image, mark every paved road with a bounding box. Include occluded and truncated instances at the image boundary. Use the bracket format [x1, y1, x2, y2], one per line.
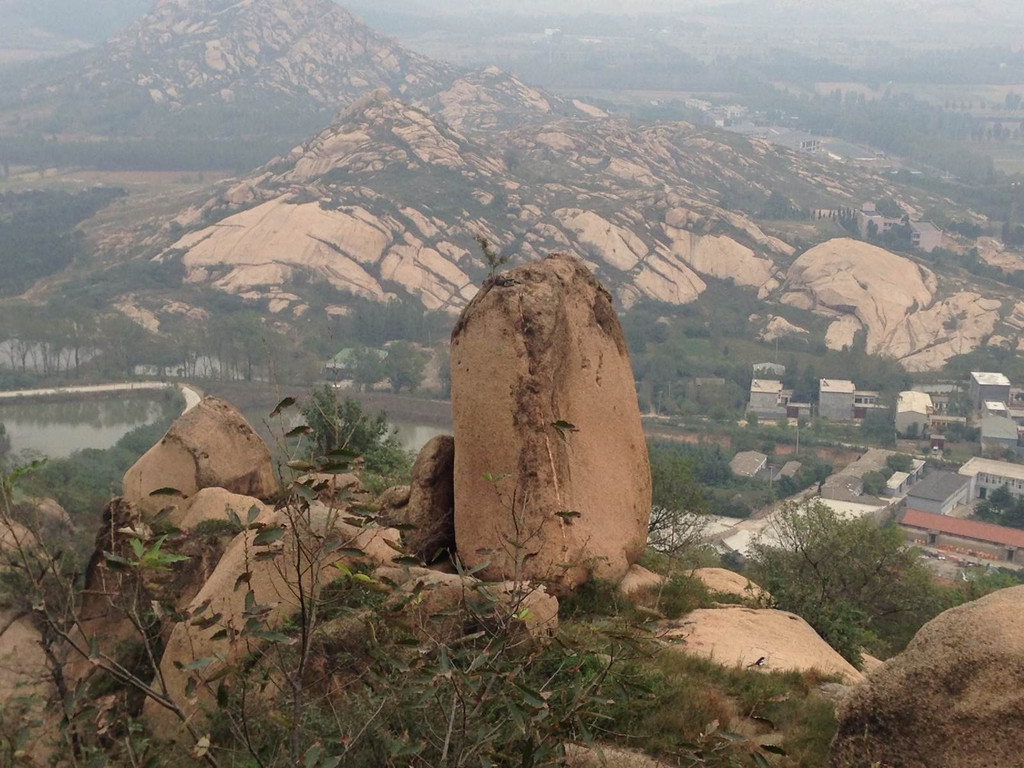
[0, 382, 203, 415]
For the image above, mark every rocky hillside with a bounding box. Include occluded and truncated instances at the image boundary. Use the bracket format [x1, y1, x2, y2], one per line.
[148, 70, 1024, 370]
[0, 0, 453, 137]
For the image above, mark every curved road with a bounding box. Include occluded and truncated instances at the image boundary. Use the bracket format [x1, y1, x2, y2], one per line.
[0, 382, 202, 415]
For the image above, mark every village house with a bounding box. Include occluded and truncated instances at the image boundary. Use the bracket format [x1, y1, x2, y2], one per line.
[895, 390, 933, 436]
[969, 371, 1011, 409]
[904, 471, 972, 516]
[959, 457, 1024, 501]
[900, 508, 1024, 564]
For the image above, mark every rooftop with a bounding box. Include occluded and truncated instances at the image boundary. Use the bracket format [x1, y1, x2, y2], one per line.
[820, 378, 856, 394]
[906, 471, 970, 504]
[901, 508, 1024, 550]
[984, 401, 1009, 413]
[897, 391, 933, 414]
[971, 372, 1011, 387]
[750, 379, 783, 394]
[779, 461, 802, 478]
[959, 457, 1024, 482]
[910, 221, 942, 235]
[730, 451, 768, 478]
[981, 415, 1020, 441]
[887, 471, 910, 490]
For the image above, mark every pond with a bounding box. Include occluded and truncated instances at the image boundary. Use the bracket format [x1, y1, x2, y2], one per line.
[389, 419, 451, 453]
[0, 393, 181, 459]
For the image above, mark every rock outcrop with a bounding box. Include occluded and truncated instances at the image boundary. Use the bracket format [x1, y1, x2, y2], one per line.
[690, 568, 770, 602]
[450, 255, 651, 588]
[400, 435, 456, 563]
[662, 606, 863, 684]
[122, 396, 277, 513]
[829, 585, 1024, 768]
[145, 504, 403, 741]
[784, 238, 936, 356]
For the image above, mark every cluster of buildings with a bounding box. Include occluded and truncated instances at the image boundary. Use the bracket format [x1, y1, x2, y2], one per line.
[855, 202, 944, 253]
[899, 372, 1024, 456]
[683, 98, 749, 128]
[747, 368, 1023, 458]
[746, 374, 884, 422]
[810, 446, 1024, 565]
[899, 457, 1024, 564]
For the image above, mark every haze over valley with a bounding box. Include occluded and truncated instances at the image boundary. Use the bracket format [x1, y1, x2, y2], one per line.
[2, 2, 1024, 766]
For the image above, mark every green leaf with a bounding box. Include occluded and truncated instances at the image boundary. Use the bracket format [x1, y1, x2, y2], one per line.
[247, 505, 261, 525]
[286, 424, 314, 438]
[182, 657, 216, 671]
[304, 745, 323, 768]
[253, 630, 295, 645]
[286, 460, 315, 471]
[318, 461, 353, 474]
[270, 397, 297, 417]
[148, 487, 185, 497]
[129, 538, 145, 559]
[761, 745, 788, 755]
[253, 526, 285, 546]
[102, 551, 131, 570]
[234, 572, 252, 592]
[551, 420, 578, 432]
[216, 682, 229, 709]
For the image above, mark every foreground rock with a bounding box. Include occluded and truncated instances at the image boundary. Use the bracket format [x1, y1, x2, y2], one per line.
[400, 435, 456, 563]
[829, 585, 1024, 768]
[145, 504, 403, 741]
[123, 396, 277, 513]
[374, 565, 559, 640]
[566, 744, 673, 767]
[691, 568, 770, 602]
[450, 255, 651, 588]
[662, 606, 863, 684]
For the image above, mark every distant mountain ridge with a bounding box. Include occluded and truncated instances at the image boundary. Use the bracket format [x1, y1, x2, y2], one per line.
[0, 0, 454, 139]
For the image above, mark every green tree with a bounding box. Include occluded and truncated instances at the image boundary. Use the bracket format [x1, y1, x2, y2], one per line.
[750, 500, 939, 663]
[299, 386, 410, 480]
[384, 341, 428, 393]
[860, 410, 895, 446]
[350, 347, 387, 392]
[885, 453, 913, 473]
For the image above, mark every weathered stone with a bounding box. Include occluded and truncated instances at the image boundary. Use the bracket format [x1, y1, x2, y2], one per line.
[450, 254, 651, 588]
[170, 487, 273, 531]
[401, 435, 456, 562]
[617, 564, 666, 597]
[690, 568, 770, 602]
[829, 585, 1024, 768]
[374, 565, 559, 640]
[661, 606, 863, 684]
[122, 396, 277, 514]
[144, 503, 402, 742]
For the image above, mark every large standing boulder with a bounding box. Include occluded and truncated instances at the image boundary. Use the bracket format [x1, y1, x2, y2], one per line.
[399, 435, 456, 562]
[828, 585, 1024, 768]
[122, 396, 277, 513]
[450, 255, 651, 588]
